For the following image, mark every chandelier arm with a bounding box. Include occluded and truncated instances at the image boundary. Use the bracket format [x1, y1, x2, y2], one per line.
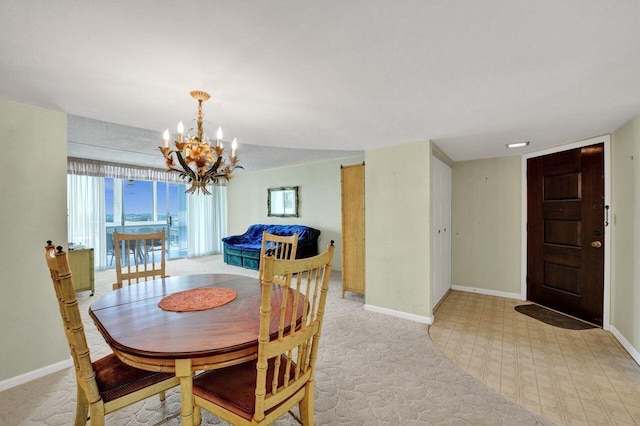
[174, 151, 197, 181]
[203, 156, 224, 180]
[168, 166, 192, 178]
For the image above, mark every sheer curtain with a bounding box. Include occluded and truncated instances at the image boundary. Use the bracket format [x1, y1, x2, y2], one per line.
[187, 186, 227, 257]
[67, 174, 106, 269]
[68, 157, 228, 263]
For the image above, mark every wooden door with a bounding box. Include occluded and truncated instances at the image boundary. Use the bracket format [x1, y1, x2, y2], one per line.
[341, 163, 365, 296]
[527, 143, 604, 325]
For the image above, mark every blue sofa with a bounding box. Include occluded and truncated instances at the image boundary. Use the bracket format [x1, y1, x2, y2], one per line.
[222, 224, 321, 270]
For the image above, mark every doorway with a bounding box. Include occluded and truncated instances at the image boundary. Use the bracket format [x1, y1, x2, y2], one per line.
[524, 137, 610, 326]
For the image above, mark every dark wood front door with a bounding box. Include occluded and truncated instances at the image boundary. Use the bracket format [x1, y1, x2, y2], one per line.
[527, 143, 605, 326]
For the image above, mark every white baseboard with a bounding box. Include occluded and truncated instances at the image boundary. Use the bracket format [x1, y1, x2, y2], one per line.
[0, 358, 72, 393]
[610, 326, 640, 367]
[364, 304, 433, 325]
[451, 285, 524, 301]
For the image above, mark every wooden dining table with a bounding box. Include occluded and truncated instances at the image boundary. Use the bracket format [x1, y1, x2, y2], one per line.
[89, 273, 304, 426]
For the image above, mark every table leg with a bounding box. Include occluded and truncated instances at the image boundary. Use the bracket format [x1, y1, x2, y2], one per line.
[176, 359, 194, 426]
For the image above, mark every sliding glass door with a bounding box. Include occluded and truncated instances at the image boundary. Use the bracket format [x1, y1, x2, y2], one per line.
[158, 182, 188, 258]
[105, 178, 188, 265]
[70, 173, 226, 269]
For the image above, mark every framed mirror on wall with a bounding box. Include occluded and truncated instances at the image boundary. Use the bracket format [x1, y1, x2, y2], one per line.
[268, 186, 299, 217]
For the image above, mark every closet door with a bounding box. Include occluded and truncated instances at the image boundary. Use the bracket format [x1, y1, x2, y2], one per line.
[432, 156, 452, 308]
[341, 163, 365, 297]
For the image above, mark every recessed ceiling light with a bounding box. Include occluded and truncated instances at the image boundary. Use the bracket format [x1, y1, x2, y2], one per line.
[506, 141, 530, 149]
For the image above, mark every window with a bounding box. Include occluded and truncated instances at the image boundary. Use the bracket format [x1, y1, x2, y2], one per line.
[105, 178, 118, 224]
[71, 173, 225, 268]
[105, 178, 188, 261]
[124, 180, 154, 223]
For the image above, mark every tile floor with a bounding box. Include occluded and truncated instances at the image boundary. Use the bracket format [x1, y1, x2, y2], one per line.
[429, 290, 640, 425]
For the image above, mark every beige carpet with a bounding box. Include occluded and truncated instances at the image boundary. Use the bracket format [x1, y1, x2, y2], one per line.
[0, 255, 549, 425]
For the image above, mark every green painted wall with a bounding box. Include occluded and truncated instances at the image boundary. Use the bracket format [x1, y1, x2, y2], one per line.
[451, 156, 522, 295]
[0, 99, 69, 382]
[611, 114, 640, 351]
[365, 140, 432, 318]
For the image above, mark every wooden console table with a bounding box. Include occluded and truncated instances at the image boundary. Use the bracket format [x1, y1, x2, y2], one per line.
[68, 248, 95, 295]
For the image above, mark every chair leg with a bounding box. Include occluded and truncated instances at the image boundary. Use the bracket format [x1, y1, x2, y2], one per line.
[75, 385, 89, 426]
[299, 382, 315, 426]
[193, 406, 202, 426]
[89, 403, 105, 426]
[158, 390, 166, 401]
[112, 282, 122, 290]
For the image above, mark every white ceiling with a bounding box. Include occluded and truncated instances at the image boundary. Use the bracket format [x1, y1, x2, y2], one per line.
[66, 114, 362, 170]
[2, 1, 640, 169]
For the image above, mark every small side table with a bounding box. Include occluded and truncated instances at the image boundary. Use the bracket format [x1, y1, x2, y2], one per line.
[68, 248, 95, 296]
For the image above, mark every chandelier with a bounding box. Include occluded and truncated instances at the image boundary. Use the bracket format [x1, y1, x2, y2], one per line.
[159, 90, 241, 194]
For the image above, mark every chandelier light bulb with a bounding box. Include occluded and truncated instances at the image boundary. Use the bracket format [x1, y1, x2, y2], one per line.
[232, 138, 237, 157]
[216, 126, 223, 148]
[163, 129, 170, 148]
[177, 121, 184, 142]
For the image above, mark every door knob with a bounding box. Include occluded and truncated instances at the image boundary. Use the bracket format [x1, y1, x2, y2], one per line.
[591, 241, 602, 248]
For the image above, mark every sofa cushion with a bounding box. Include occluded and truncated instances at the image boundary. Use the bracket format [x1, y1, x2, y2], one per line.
[265, 225, 320, 247]
[242, 250, 261, 260]
[242, 257, 260, 270]
[225, 253, 243, 267]
[225, 246, 243, 256]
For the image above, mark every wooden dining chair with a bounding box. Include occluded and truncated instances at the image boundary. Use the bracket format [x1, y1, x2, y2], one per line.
[193, 241, 335, 426]
[112, 230, 167, 290]
[258, 231, 299, 284]
[44, 241, 179, 426]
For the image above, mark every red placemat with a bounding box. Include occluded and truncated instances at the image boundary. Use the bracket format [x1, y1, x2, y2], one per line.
[158, 287, 237, 312]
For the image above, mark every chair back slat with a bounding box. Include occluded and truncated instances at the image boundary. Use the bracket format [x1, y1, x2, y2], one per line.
[259, 231, 299, 283]
[255, 241, 334, 420]
[113, 230, 167, 289]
